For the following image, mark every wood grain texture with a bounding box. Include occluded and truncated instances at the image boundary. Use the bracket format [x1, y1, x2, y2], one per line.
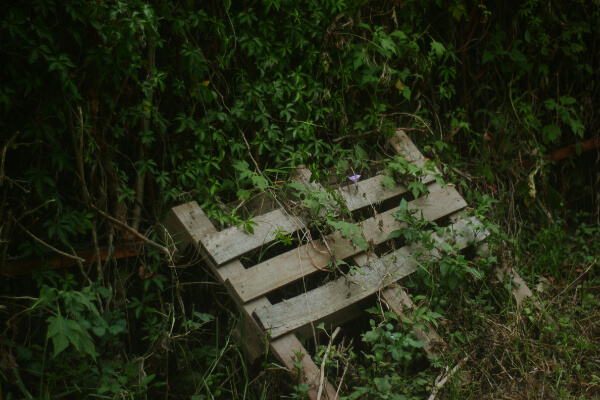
[254, 216, 488, 338]
[166, 201, 336, 399]
[227, 183, 468, 303]
[202, 208, 307, 266]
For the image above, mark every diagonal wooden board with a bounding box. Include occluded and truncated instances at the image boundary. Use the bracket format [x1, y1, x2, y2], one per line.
[226, 182, 467, 304]
[254, 217, 488, 338]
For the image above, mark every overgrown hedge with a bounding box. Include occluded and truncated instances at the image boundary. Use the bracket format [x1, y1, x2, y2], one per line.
[1, 0, 599, 398]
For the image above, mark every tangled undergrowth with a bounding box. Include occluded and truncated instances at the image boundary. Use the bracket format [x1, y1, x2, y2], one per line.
[1, 0, 600, 399]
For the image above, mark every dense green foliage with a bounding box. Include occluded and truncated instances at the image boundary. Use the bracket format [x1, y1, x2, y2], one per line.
[1, 0, 599, 398]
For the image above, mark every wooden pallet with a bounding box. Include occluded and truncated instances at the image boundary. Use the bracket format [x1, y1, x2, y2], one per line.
[164, 130, 490, 399]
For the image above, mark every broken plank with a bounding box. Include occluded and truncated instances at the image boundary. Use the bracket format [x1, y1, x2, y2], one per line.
[390, 129, 427, 163]
[1, 241, 141, 276]
[227, 183, 468, 304]
[254, 217, 488, 338]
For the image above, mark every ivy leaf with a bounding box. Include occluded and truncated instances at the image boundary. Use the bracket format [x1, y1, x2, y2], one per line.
[542, 124, 561, 143]
[430, 40, 445, 58]
[381, 176, 395, 190]
[251, 175, 269, 191]
[47, 315, 96, 361]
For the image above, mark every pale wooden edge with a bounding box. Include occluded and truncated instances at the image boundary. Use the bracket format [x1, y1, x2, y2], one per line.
[475, 243, 534, 307]
[166, 201, 336, 399]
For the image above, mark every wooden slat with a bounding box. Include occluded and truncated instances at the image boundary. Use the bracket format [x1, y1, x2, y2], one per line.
[227, 183, 467, 303]
[390, 129, 428, 163]
[201, 208, 307, 266]
[164, 202, 337, 399]
[351, 251, 445, 357]
[254, 217, 488, 338]
[336, 172, 435, 212]
[381, 286, 444, 356]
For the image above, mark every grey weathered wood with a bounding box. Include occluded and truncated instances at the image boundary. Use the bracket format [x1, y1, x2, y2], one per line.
[227, 183, 468, 304]
[254, 217, 488, 338]
[352, 250, 445, 356]
[336, 173, 435, 212]
[165, 202, 336, 399]
[201, 208, 307, 267]
[381, 285, 444, 356]
[476, 243, 534, 308]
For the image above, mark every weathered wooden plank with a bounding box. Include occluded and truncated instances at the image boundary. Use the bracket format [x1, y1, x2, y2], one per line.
[351, 252, 445, 357]
[166, 201, 336, 399]
[227, 183, 467, 303]
[381, 286, 444, 356]
[201, 209, 307, 266]
[336, 172, 435, 212]
[254, 217, 488, 338]
[390, 129, 427, 163]
[164, 202, 216, 253]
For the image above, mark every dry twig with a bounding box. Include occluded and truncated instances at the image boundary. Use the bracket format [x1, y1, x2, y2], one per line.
[316, 326, 341, 400]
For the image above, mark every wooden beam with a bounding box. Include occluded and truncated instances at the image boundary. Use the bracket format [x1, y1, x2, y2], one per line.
[1, 241, 141, 276]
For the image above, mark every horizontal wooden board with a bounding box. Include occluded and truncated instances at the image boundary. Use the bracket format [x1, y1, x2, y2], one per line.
[201, 208, 308, 266]
[254, 216, 488, 338]
[227, 183, 467, 303]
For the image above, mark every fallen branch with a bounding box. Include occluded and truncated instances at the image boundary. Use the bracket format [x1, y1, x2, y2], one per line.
[90, 204, 170, 256]
[2, 240, 140, 276]
[427, 357, 467, 400]
[521, 136, 600, 168]
[13, 218, 85, 262]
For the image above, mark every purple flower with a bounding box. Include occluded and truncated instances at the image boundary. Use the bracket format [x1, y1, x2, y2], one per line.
[348, 174, 361, 188]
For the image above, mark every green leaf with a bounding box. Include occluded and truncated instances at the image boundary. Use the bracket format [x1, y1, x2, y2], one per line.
[402, 85, 411, 100]
[251, 175, 269, 191]
[430, 40, 445, 58]
[379, 37, 397, 56]
[47, 316, 70, 357]
[542, 124, 561, 143]
[140, 373, 156, 387]
[381, 176, 395, 190]
[482, 50, 495, 64]
[47, 316, 96, 361]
